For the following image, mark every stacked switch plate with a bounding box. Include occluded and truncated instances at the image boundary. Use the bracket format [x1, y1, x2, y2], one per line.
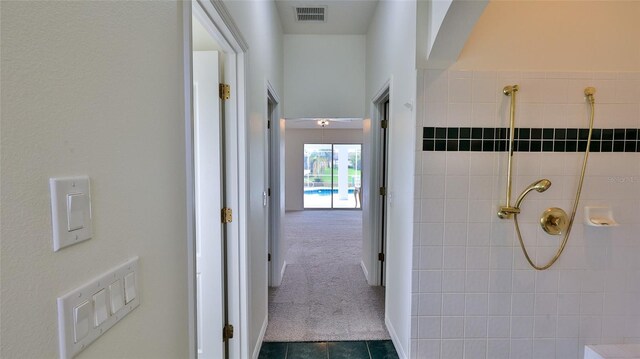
[57, 257, 139, 359]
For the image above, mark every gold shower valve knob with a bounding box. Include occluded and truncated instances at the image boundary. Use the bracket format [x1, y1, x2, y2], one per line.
[540, 207, 569, 235]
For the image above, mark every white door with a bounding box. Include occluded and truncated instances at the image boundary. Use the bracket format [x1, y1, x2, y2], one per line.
[193, 51, 224, 359]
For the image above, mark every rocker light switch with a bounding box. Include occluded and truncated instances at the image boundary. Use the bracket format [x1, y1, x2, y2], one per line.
[50, 176, 93, 251]
[124, 273, 136, 304]
[67, 194, 85, 231]
[73, 301, 91, 343]
[109, 280, 124, 314]
[92, 289, 108, 327]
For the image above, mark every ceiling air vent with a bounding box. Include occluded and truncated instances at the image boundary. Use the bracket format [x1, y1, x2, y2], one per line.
[295, 6, 326, 22]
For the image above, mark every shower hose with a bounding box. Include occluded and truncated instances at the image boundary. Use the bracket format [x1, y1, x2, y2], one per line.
[513, 92, 595, 270]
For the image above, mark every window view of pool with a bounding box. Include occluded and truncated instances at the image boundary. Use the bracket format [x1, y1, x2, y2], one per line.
[303, 144, 362, 209]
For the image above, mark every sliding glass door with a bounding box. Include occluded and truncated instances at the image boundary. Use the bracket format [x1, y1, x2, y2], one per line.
[303, 143, 361, 209]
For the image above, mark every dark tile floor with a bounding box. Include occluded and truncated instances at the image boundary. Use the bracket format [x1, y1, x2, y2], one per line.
[259, 340, 399, 359]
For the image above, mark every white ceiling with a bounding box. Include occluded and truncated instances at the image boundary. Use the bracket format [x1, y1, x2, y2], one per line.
[286, 118, 363, 129]
[276, 0, 379, 35]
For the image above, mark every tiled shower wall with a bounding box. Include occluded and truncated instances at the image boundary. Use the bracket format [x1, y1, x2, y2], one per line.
[412, 70, 640, 359]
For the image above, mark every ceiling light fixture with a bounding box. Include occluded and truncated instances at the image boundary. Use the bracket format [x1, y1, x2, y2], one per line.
[317, 119, 330, 127]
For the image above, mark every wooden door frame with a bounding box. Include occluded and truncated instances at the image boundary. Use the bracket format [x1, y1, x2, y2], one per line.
[183, 1, 249, 358]
[368, 80, 391, 287]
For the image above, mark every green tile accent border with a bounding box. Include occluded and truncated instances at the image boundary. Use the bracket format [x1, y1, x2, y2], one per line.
[258, 340, 398, 359]
[423, 127, 640, 153]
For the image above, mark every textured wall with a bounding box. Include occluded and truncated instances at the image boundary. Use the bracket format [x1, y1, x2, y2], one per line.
[412, 69, 640, 359]
[284, 35, 366, 119]
[1, 1, 188, 358]
[366, 1, 418, 357]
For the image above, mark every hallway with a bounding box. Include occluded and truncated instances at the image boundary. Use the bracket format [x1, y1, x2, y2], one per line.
[264, 210, 388, 342]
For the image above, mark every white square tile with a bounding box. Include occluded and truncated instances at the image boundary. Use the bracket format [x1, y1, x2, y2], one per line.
[445, 199, 469, 223]
[511, 316, 534, 338]
[534, 293, 558, 315]
[488, 317, 510, 338]
[557, 316, 580, 338]
[510, 339, 533, 359]
[443, 222, 467, 246]
[418, 293, 442, 316]
[466, 270, 489, 293]
[419, 270, 443, 293]
[443, 293, 465, 316]
[448, 103, 472, 126]
[512, 293, 535, 315]
[512, 270, 535, 292]
[490, 247, 514, 270]
[535, 270, 559, 293]
[441, 339, 464, 359]
[557, 293, 581, 316]
[472, 76, 498, 103]
[421, 223, 444, 246]
[420, 246, 443, 270]
[534, 315, 557, 338]
[555, 338, 578, 359]
[465, 294, 488, 316]
[489, 270, 513, 293]
[533, 339, 556, 359]
[445, 176, 470, 199]
[467, 223, 491, 246]
[416, 339, 441, 359]
[443, 246, 466, 270]
[442, 316, 464, 339]
[449, 77, 472, 103]
[443, 271, 466, 293]
[487, 339, 510, 359]
[422, 175, 446, 199]
[418, 316, 442, 339]
[464, 339, 487, 359]
[467, 247, 490, 269]
[464, 316, 487, 338]
[488, 293, 512, 316]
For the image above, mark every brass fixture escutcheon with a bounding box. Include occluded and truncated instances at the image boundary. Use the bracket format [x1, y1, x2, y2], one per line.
[540, 207, 568, 235]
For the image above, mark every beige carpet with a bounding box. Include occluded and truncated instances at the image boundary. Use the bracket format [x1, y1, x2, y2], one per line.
[264, 210, 389, 342]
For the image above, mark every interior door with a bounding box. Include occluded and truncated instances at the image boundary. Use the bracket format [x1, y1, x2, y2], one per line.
[193, 51, 224, 359]
[379, 100, 389, 286]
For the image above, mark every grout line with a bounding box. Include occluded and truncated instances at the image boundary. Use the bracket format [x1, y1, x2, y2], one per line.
[366, 341, 373, 359]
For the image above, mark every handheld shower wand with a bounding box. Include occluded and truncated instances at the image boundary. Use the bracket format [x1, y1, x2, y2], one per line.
[498, 86, 596, 270]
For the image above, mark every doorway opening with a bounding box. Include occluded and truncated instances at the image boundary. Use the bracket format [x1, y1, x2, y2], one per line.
[303, 143, 362, 209]
[264, 118, 388, 344]
[184, 2, 249, 358]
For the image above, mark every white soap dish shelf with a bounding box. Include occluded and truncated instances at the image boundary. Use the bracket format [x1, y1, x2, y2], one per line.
[584, 206, 619, 227]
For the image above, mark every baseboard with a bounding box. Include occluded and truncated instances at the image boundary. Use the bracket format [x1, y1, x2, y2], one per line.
[252, 315, 268, 359]
[360, 260, 369, 283]
[280, 260, 287, 285]
[385, 316, 408, 359]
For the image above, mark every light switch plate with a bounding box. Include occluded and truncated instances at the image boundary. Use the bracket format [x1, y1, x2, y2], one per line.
[57, 257, 139, 359]
[50, 176, 93, 251]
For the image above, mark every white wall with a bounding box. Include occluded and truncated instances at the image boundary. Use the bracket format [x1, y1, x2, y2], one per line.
[284, 128, 363, 211]
[284, 35, 366, 119]
[1, 2, 188, 358]
[365, 1, 418, 358]
[412, 2, 640, 359]
[222, 1, 284, 357]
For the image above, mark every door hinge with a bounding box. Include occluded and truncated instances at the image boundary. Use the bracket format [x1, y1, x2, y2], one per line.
[267, 120, 271, 129]
[268, 188, 271, 197]
[381, 120, 389, 129]
[219, 83, 230, 100]
[221, 208, 233, 223]
[379, 187, 387, 196]
[378, 252, 385, 262]
[268, 253, 271, 262]
[223, 324, 234, 341]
